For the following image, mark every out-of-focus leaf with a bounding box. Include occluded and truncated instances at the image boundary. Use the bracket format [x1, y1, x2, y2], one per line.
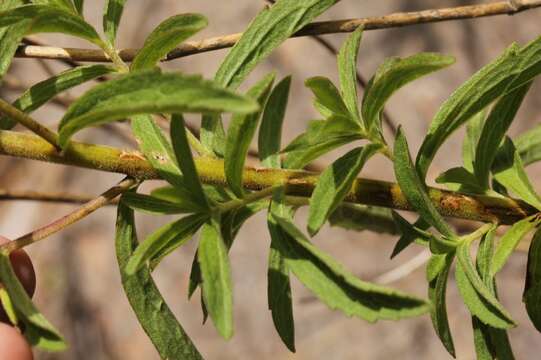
[394, 128, 456, 239]
[125, 213, 207, 275]
[103, 0, 126, 45]
[474, 82, 532, 188]
[0, 64, 116, 129]
[362, 53, 454, 135]
[73, 0, 83, 14]
[305, 76, 352, 119]
[225, 74, 275, 197]
[493, 138, 541, 211]
[258, 76, 291, 168]
[121, 192, 200, 215]
[307, 144, 380, 236]
[516, 124, 541, 166]
[273, 215, 430, 322]
[58, 70, 258, 147]
[337, 26, 363, 122]
[198, 218, 234, 339]
[491, 214, 541, 275]
[524, 227, 541, 332]
[115, 198, 203, 359]
[0, 252, 66, 351]
[329, 204, 397, 235]
[32, 0, 77, 13]
[131, 14, 208, 70]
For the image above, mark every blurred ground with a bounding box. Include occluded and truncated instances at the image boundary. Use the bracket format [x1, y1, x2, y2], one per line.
[1, 1, 541, 359]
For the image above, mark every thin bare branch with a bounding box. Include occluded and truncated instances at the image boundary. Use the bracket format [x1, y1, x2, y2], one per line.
[13, 1, 541, 63]
[0, 188, 118, 205]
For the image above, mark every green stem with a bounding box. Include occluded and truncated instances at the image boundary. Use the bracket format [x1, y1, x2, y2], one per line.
[0, 130, 535, 225]
[0, 99, 60, 149]
[459, 222, 495, 244]
[218, 185, 280, 213]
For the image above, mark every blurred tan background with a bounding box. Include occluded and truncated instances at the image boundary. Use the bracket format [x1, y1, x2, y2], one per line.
[1, 1, 541, 359]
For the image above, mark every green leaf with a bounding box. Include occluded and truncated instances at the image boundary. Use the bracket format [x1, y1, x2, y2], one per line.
[73, 0, 83, 14]
[198, 218, 234, 339]
[329, 203, 398, 235]
[305, 76, 352, 119]
[283, 116, 362, 169]
[391, 215, 431, 258]
[1, 64, 116, 129]
[474, 82, 532, 188]
[0, 19, 27, 81]
[493, 137, 541, 210]
[258, 76, 291, 168]
[201, 0, 339, 155]
[337, 26, 363, 122]
[307, 144, 380, 236]
[456, 236, 516, 328]
[416, 35, 541, 179]
[427, 253, 456, 357]
[115, 198, 203, 359]
[524, 227, 541, 332]
[225, 74, 275, 197]
[491, 214, 541, 275]
[272, 215, 430, 322]
[125, 212, 207, 275]
[516, 124, 541, 166]
[58, 70, 259, 147]
[267, 193, 295, 352]
[0, 252, 66, 351]
[394, 128, 456, 239]
[121, 192, 201, 215]
[435, 166, 484, 193]
[0, 5, 102, 46]
[362, 53, 454, 134]
[170, 114, 209, 208]
[32, 0, 77, 13]
[463, 109, 487, 172]
[131, 13, 208, 71]
[103, 0, 126, 45]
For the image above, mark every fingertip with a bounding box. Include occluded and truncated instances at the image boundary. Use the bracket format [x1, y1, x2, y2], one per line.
[0, 323, 33, 360]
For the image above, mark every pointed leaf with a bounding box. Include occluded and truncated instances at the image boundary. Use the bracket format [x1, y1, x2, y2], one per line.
[58, 70, 259, 147]
[463, 109, 487, 172]
[121, 192, 200, 215]
[273, 215, 430, 322]
[524, 227, 541, 332]
[131, 14, 208, 70]
[362, 53, 454, 134]
[305, 76, 352, 119]
[337, 26, 363, 122]
[225, 74, 275, 197]
[394, 128, 456, 239]
[258, 76, 291, 168]
[391, 215, 431, 258]
[435, 166, 484, 193]
[307, 144, 380, 236]
[516, 124, 541, 166]
[115, 198, 203, 359]
[1, 64, 116, 129]
[198, 218, 234, 339]
[103, 0, 126, 45]
[32, 0, 77, 13]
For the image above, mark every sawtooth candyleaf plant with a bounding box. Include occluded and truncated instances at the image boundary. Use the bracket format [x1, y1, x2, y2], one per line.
[0, 0, 540, 358]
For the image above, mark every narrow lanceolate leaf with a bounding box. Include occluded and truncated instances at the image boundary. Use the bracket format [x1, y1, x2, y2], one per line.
[0, 64, 116, 129]
[391, 215, 431, 259]
[307, 144, 380, 236]
[267, 195, 296, 352]
[427, 253, 456, 357]
[273, 215, 430, 322]
[329, 204, 398, 235]
[32, 0, 77, 13]
[493, 138, 541, 211]
[202, 0, 338, 155]
[417, 35, 541, 179]
[73, 0, 83, 14]
[131, 14, 208, 70]
[516, 124, 541, 166]
[435, 166, 483, 193]
[103, 0, 127, 45]
[170, 114, 209, 208]
[394, 128, 456, 239]
[225, 74, 275, 197]
[121, 192, 201, 215]
[474, 82, 532, 188]
[126, 213, 207, 275]
[0, 18, 27, 80]
[491, 214, 541, 275]
[456, 238, 516, 329]
[0, 5, 102, 46]
[337, 26, 363, 122]
[58, 70, 258, 147]
[362, 53, 454, 134]
[258, 76, 291, 168]
[0, 252, 66, 351]
[463, 109, 487, 172]
[524, 227, 541, 332]
[115, 198, 203, 359]
[305, 76, 352, 119]
[198, 219, 234, 339]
